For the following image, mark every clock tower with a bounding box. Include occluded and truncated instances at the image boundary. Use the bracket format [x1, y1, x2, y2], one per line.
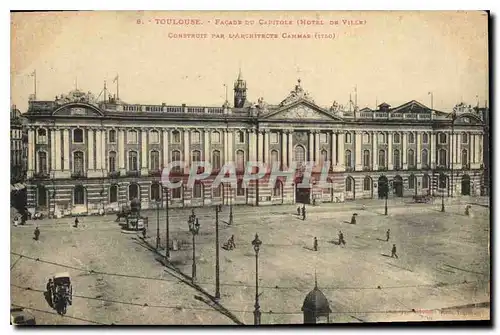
[233, 69, 247, 108]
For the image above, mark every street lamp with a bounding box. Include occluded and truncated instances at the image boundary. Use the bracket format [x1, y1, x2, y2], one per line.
[384, 195, 388, 215]
[215, 205, 222, 300]
[441, 189, 445, 212]
[228, 184, 234, 225]
[155, 198, 161, 250]
[188, 213, 200, 283]
[252, 233, 262, 325]
[164, 186, 170, 262]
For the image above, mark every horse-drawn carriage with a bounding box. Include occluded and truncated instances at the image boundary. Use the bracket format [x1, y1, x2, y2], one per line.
[48, 272, 72, 315]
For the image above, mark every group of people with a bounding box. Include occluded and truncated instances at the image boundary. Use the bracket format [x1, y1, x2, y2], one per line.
[223, 235, 236, 250]
[296, 205, 307, 220]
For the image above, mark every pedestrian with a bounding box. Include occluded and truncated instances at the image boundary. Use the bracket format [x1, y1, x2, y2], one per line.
[391, 244, 398, 258]
[338, 231, 346, 246]
[350, 213, 357, 225]
[142, 227, 147, 239]
[313, 237, 318, 251]
[297, 206, 301, 216]
[464, 205, 471, 216]
[34, 226, 40, 241]
[229, 235, 236, 249]
[73, 217, 79, 228]
[13, 216, 18, 227]
[386, 229, 390, 242]
[302, 205, 306, 221]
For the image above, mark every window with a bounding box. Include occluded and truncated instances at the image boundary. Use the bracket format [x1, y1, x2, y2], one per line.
[37, 186, 47, 207]
[109, 151, 116, 172]
[270, 132, 279, 144]
[73, 128, 84, 143]
[191, 182, 202, 198]
[345, 150, 352, 168]
[438, 149, 447, 167]
[37, 151, 47, 173]
[191, 150, 201, 163]
[409, 175, 415, 189]
[128, 183, 140, 200]
[127, 130, 138, 144]
[273, 180, 282, 197]
[128, 151, 138, 171]
[171, 150, 181, 173]
[408, 133, 415, 144]
[211, 131, 221, 143]
[294, 146, 306, 167]
[149, 130, 160, 144]
[363, 150, 370, 168]
[109, 185, 118, 203]
[109, 129, 117, 143]
[171, 182, 181, 199]
[462, 149, 469, 165]
[378, 132, 386, 144]
[378, 150, 386, 168]
[73, 185, 85, 205]
[212, 150, 221, 170]
[73, 151, 84, 174]
[393, 149, 400, 169]
[345, 132, 352, 144]
[150, 183, 161, 201]
[37, 129, 47, 144]
[422, 133, 429, 144]
[422, 174, 430, 189]
[438, 174, 447, 189]
[237, 180, 245, 196]
[363, 132, 370, 144]
[191, 131, 201, 144]
[320, 133, 328, 144]
[345, 177, 354, 192]
[407, 149, 415, 166]
[236, 150, 245, 170]
[213, 184, 222, 197]
[393, 133, 401, 144]
[270, 150, 279, 167]
[321, 150, 328, 163]
[172, 130, 181, 143]
[462, 133, 468, 144]
[237, 131, 245, 144]
[150, 150, 160, 170]
[438, 133, 447, 144]
[421, 149, 428, 167]
[363, 176, 372, 191]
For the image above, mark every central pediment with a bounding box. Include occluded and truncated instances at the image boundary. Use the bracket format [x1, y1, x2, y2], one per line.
[264, 101, 339, 121]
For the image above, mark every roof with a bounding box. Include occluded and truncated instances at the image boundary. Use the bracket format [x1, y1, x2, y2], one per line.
[53, 272, 70, 279]
[301, 286, 332, 314]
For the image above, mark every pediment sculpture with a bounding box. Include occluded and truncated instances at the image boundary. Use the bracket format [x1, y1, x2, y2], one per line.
[279, 79, 315, 107]
[55, 89, 98, 106]
[329, 100, 345, 114]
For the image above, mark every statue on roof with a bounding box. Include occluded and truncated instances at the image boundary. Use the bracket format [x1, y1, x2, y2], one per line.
[279, 78, 315, 107]
[256, 97, 269, 112]
[453, 102, 474, 115]
[329, 100, 345, 114]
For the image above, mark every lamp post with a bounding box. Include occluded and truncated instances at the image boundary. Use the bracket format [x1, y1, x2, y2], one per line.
[156, 198, 161, 250]
[384, 195, 388, 215]
[164, 187, 170, 262]
[441, 189, 445, 212]
[188, 213, 200, 283]
[252, 233, 262, 325]
[229, 184, 234, 225]
[215, 205, 222, 300]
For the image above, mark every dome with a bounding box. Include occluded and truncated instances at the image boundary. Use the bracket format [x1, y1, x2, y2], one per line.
[301, 286, 331, 314]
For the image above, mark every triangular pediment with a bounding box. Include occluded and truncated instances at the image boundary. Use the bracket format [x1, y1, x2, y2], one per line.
[392, 100, 430, 113]
[263, 100, 340, 120]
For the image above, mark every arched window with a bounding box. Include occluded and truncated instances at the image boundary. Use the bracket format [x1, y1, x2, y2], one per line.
[378, 132, 386, 144]
[37, 151, 47, 173]
[73, 128, 84, 143]
[149, 130, 160, 144]
[171, 150, 181, 173]
[408, 174, 415, 189]
[191, 130, 201, 144]
[438, 149, 447, 167]
[462, 149, 469, 166]
[193, 182, 203, 199]
[191, 150, 201, 163]
[150, 183, 161, 201]
[212, 150, 221, 170]
[172, 130, 181, 143]
[128, 183, 140, 201]
[422, 174, 430, 189]
[438, 174, 447, 189]
[109, 151, 116, 172]
[237, 131, 245, 144]
[109, 129, 117, 143]
[213, 183, 222, 197]
[462, 133, 468, 144]
[439, 133, 447, 144]
[393, 133, 401, 144]
[378, 150, 386, 168]
[363, 150, 370, 168]
[393, 149, 400, 169]
[408, 132, 415, 144]
[37, 128, 47, 143]
[363, 176, 372, 191]
[73, 185, 85, 205]
[321, 150, 328, 163]
[294, 146, 306, 167]
[37, 186, 47, 207]
[345, 177, 354, 192]
[422, 133, 429, 144]
[128, 151, 138, 171]
[237, 180, 245, 196]
[407, 149, 415, 167]
[270, 150, 279, 167]
[421, 149, 429, 167]
[345, 150, 352, 168]
[127, 130, 138, 144]
[150, 150, 160, 170]
[211, 131, 221, 143]
[273, 180, 283, 197]
[171, 181, 181, 199]
[345, 132, 352, 144]
[236, 150, 245, 170]
[73, 151, 84, 174]
[363, 132, 370, 144]
[109, 185, 118, 203]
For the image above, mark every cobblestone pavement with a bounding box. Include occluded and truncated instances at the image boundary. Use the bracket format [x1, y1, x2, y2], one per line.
[11, 199, 490, 324]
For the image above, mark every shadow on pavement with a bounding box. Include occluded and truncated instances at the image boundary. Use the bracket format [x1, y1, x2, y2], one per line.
[381, 253, 392, 258]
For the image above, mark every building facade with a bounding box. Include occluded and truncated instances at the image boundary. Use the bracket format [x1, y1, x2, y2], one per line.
[23, 74, 486, 217]
[11, 106, 27, 184]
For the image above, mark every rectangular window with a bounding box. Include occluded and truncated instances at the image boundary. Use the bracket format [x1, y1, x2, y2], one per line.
[211, 131, 221, 143]
[172, 131, 181, 143]
[109, 130, 117, 143]
[270, 132, 279, 144]
[320, 133, 328, 144]
[127, 130, 138, 144]
[191, 131, 201, 144]
[149, 131, 160, 144]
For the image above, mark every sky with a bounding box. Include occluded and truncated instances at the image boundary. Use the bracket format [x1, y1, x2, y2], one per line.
[10, 11, 489, 113]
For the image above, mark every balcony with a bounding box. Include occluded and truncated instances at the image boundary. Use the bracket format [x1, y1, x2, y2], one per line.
[435, 165, 448, 171]
[71, 171, 86, 179]
[33, 171, 50, 179]
[108, 171, 121, 178]
[126, 170, 140, 177]
[149, 169, 162, 177]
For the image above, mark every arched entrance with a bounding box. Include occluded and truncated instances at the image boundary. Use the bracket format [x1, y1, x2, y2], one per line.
[393, 175, 403, 197]
[461, 174, 471, 196]
[345, 176, 355, 200]
[295, 175, 311, 204]
[378, 176, 389, 199]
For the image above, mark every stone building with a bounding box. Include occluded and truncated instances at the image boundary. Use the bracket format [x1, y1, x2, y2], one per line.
[23, 73, 486, 217]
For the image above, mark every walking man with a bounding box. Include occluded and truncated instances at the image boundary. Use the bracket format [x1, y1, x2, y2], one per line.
[313, 237, 318, 251]
[142, 227, 147, 239]
[338, 231, 346, 246]
[297, 206, 301, 216]
[302, 205, 306, 221]
[391, 244, 398, 258]
[386, 229, 390, 242]
[34, 226, 40, 241]
[73, 217, 79, 228]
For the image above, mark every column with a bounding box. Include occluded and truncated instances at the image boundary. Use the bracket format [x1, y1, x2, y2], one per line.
[140, 129, 148, 172]
[184, 129, 190, 170]
[88, 129, 95, 170]
[416, 132, 422, 169]
[281, 131, 287, 167]
[354, 132, 362, 171]
[474, 134, 480, 164]
[95, 129, 103, 170]
[455, 134, 461, 166]
[227, 130, 233, 162]
[314, 131, 320, 165]
[337, 132, 345, 167]
[63, 129, 70, 170]
[54, 129, 62, 170]
[388, 132, 393, 169]
[331, 132, 337, 166]
[162, 129, 169, 168]
[27, 128, 35, 175]
[430, 133, 436, 168]
[402, 132, 408, 169]
[249, 130, 257, 162]
[101, 129, 106, 171]
[50, 129, 56, 171]
[223, 129, 228, 163]
[263, 131, 269, 164]
[372, 132, 378, 170]
[287, 130, 293, 167]
[479, 134, 483, 164]
[308, 132, 314, 162]
[257, 130, 264, 163]
[204, 129, 210, 162]
[118, 129, 125, 171]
